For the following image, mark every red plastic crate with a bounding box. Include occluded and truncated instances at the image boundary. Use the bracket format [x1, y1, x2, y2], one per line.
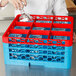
[2, 15, 73, 46]
[2, 15, 74, 69]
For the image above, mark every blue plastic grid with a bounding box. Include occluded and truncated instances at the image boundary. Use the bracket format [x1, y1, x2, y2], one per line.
[3, 43, 72, 69]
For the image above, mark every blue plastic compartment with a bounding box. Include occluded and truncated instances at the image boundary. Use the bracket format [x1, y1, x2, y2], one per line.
[50, 36, 70, 40]
[36, 20, 52, 23]
[3, 43, 72, 69]
[14, 26, 30, 29]
[54, 21, 71, 24]
[52, 28, 71, 31]
[29, 35, 48, 39]
[33, 27, 50, 30]
[9, 34, 27, 38]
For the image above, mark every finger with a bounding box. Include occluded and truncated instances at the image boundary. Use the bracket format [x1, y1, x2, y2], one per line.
[74, 32, 76, 36]
[17, 0, 24, 9]
[13, 2, 18, 10]
[73, 37, 76, 42]
[15, 1, 21, 9]
[21, 0, 27, 6]
[73, 33, 76, 39]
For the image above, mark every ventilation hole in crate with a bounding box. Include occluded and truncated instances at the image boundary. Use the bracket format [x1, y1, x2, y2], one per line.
[33, 27, 50, 30]
[34, 40, 39, 43]
[14, 26, 30, 30]
[29, 35, 48, 39]
[39, 50, 43, 54]
[36, 16, 40, 19]
[21, 44, 25, 47]
[52, 51, 56, 54]
[33, 27, 44, 30]
[13, 55, 17, 59]
[43, 56, 47, 58]
[43, 45, 47, 49]
[43, 51, 47, 54]
[26, 49, 30, 53]
[26, 57, 30, 60]
[9, 53, 18, 59]
[30, 50, 34, 53]
[9, 44, 17, 47]
[52, 56, 56, 59]
[56, 58, 61, 62]
[25, 45, 29, 48]
[9, 38, 12, 42]
[9, 53, 13, 56]
[52, 28, 71, 32]
[56, 51, 61, 55]
[61, 57, 64, 62]
[27, 39, 30, 42]
[58, 17, 61, 20]
[50, 17, 53, 19]
[26, 54, 30, 57]
[54, 21, 71, 24]
[48, 46, 52, 49]
[61, 52, 65, 55]
[9, 57, 12, 59]
[17, 54, 21, 59]
[48, 51, 52, 54]
[56, 46, 65, 50]
[43, 17, 47, 19]
[34, 55, 38, 59]
[21, 38, 25, 41]
[62, 47, 65, 50]
[52, 45, 56, 49]
[39, 45, 43, 49]
[34, 50, 38, 53]
[17, 44, 20, 47]
[48, 58, 52, 61]
[9, 49, 12, 52]
[34, 44, 38, 48]
[48, 40, 52, 44]
[20, 49, 25, 53]
[61, 57, 64, 59]
[39, 57, 43, 61]
[62, 41, 65, 45]
[52, 41, 57, 44]
[30, 56, 34, 60]
[29, 45, 34, 48]
[21, 55, 26, 59]
[50, 35, 70, 40]
[9, 49, 17, 52]
[16, 39, 21, 42]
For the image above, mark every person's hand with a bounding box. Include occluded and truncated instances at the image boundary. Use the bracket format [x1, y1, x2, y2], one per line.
[8, 0, 27, 10]
[0, 0, 8, 7]
[73, 32, 76, 43]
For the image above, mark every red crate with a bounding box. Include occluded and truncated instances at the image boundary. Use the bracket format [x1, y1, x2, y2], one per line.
[2, 15, 73, 47]
[2, 15, 74, 69]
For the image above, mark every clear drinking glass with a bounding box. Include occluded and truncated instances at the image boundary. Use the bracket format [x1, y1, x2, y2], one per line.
[19, 2, 32, 22]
